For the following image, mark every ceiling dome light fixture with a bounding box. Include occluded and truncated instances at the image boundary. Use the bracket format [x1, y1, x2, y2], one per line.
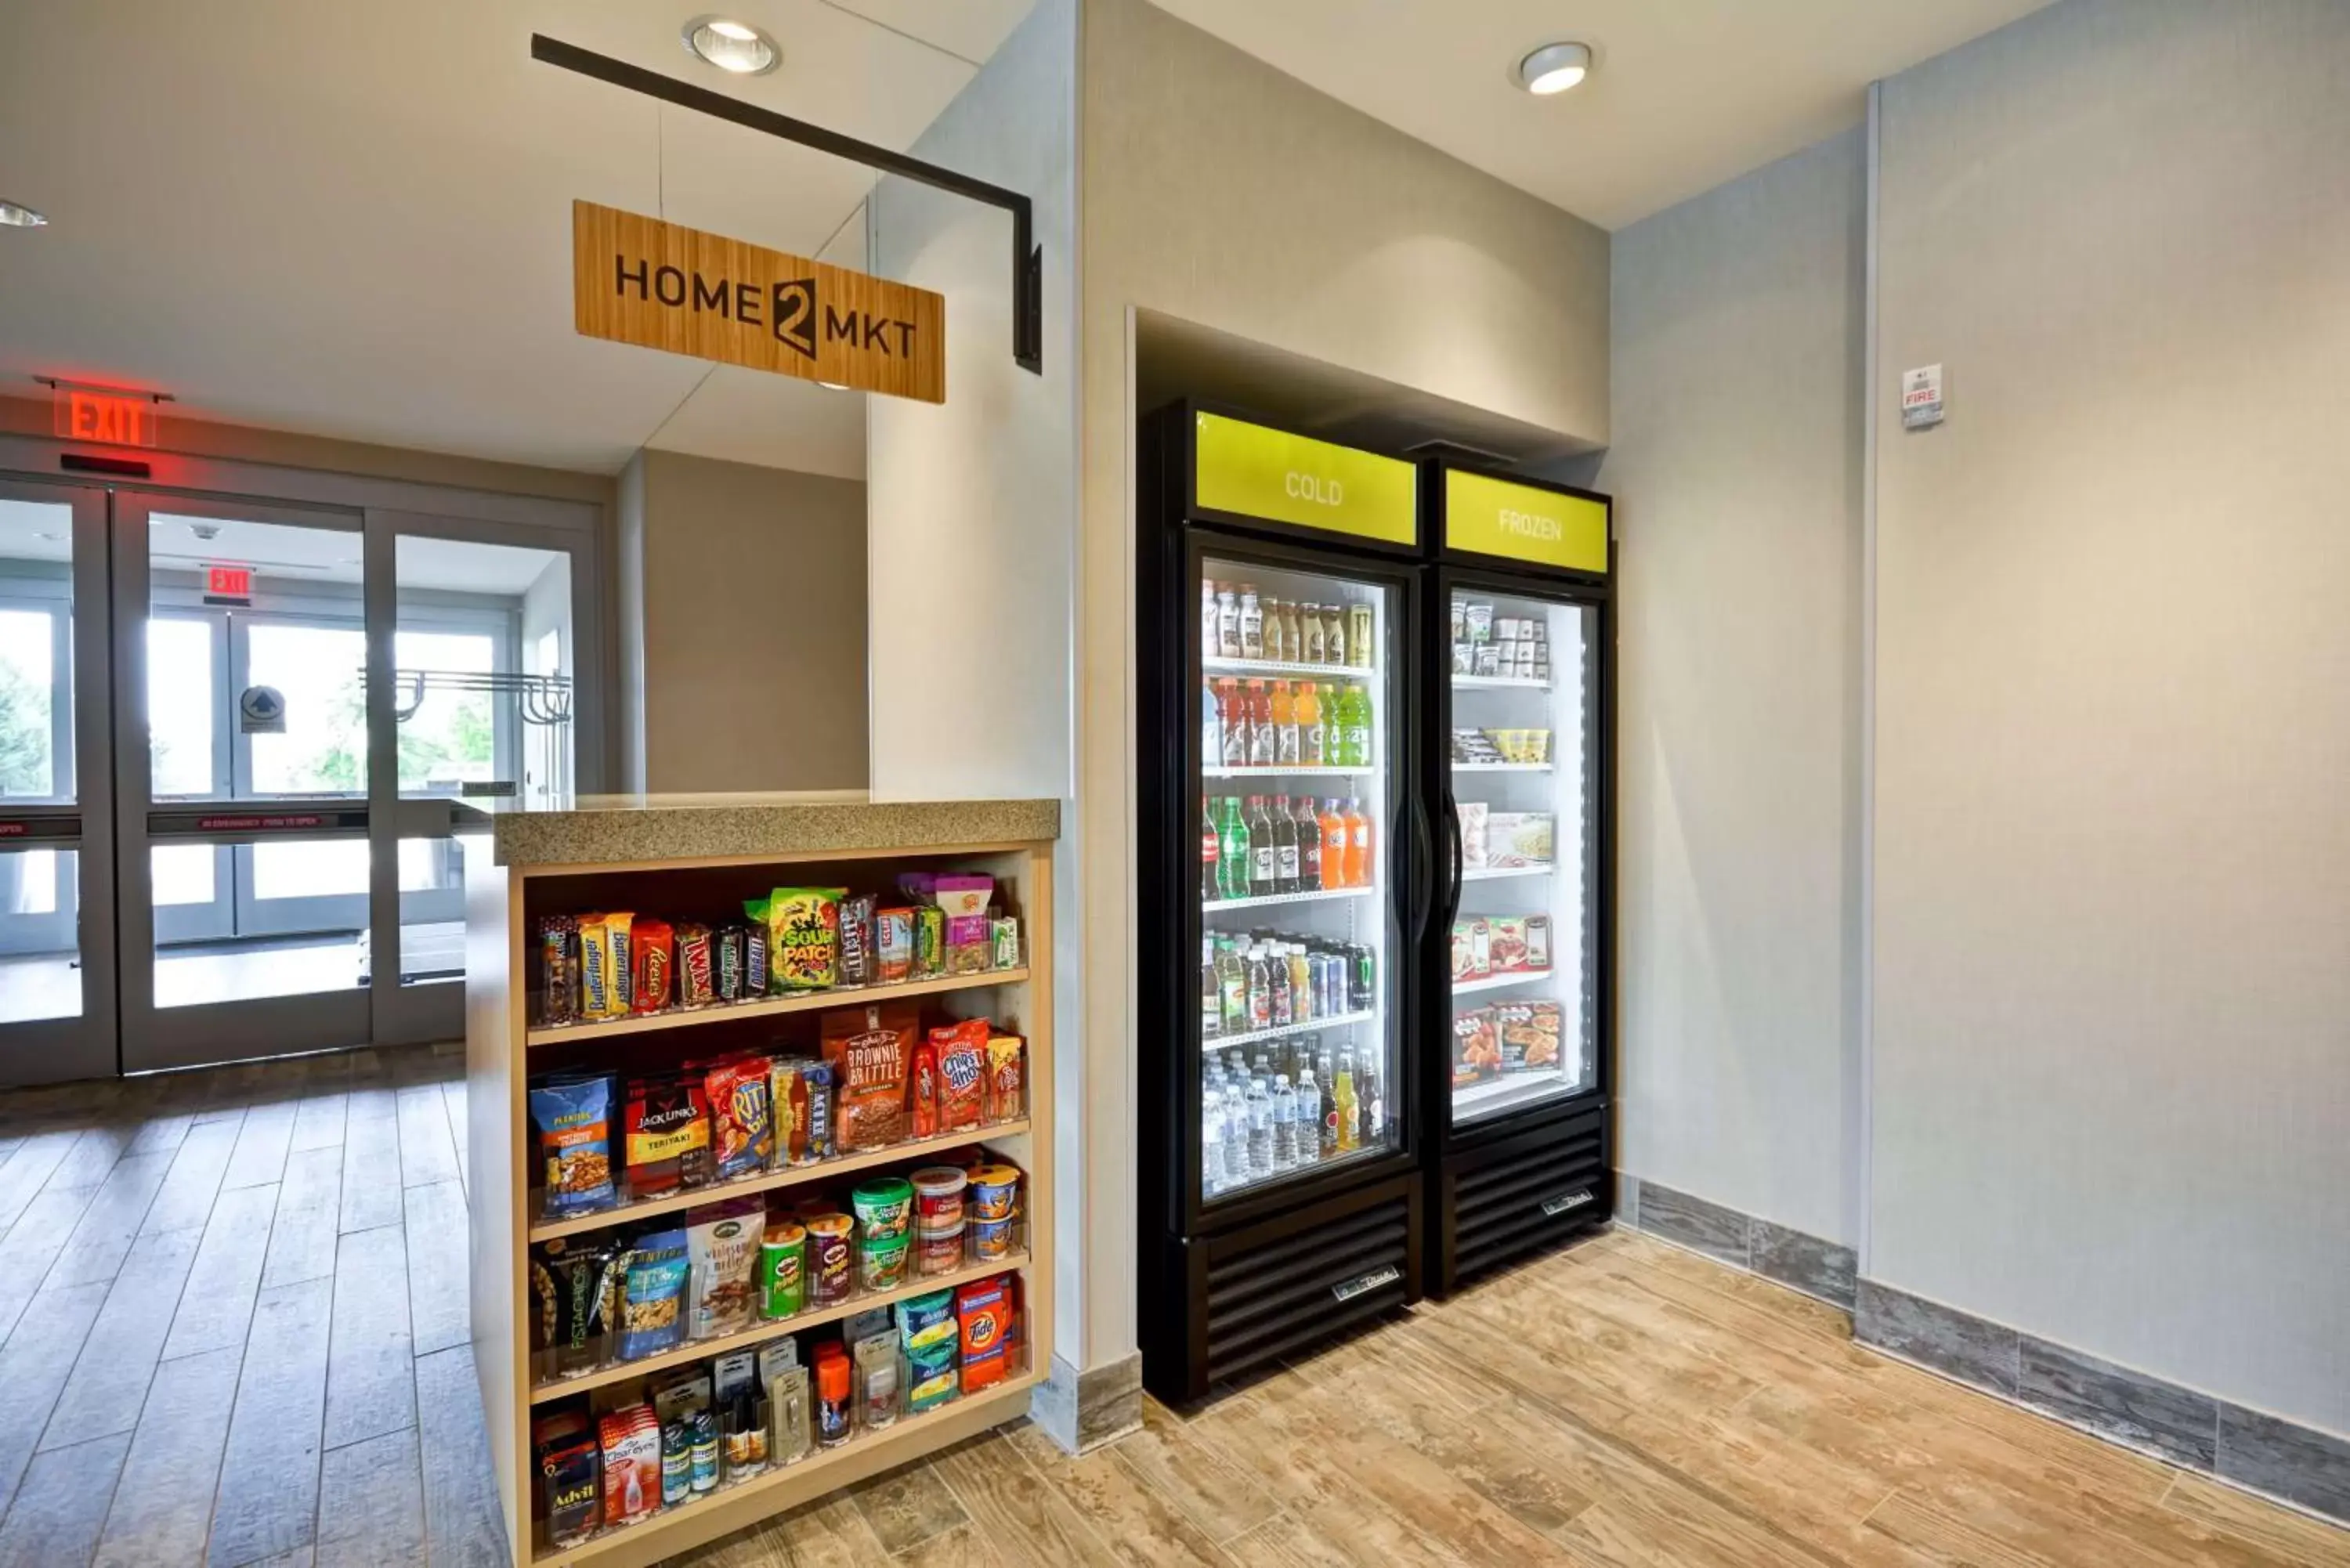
[682, 16, 780, 75]
[0, 200, 49, 228]
[1516, 42, 1593, 96]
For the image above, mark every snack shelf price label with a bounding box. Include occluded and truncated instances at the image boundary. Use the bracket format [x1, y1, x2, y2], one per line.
[1453, 674, 1553, 692]
[1204, 655, 1379, 680]
[1453, 762, 1553, 774]
[1459, 865, 1553, 882]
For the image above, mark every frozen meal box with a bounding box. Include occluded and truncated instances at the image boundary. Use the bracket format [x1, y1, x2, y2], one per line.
[1484, 813, 1554, 868]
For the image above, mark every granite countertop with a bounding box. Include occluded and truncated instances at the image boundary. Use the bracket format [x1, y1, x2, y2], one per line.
[487, 791, 1061, 867]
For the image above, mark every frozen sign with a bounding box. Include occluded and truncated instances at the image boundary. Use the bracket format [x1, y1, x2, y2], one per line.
[1499, 507, 1564, 542]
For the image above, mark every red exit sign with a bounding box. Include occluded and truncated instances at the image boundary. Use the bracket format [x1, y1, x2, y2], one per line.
[52, 386, 160, 447]
[204, 564, 254, 605]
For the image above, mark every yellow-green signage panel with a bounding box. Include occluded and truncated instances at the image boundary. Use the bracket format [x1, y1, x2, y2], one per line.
[1444, 471, 1608, 575]
[1195, 413, 1417, 546]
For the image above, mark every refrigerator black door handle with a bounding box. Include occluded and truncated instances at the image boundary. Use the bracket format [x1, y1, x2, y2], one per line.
[1441, 786, 1466, 930]
[1404, 797, 1434, 943]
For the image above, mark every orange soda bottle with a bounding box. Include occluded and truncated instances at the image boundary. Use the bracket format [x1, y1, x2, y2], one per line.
[1344, 797, 1372, 887]
[1318, 799, 1348, 888]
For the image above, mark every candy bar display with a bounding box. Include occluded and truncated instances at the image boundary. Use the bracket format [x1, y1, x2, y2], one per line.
[528, 1157, 1026, 1386]
[530, 1272, 1026, 1546]
[532, 871, 1025, 1028]
[526, 1017, 1029, 1222]
[1450, 727, 1552, 764]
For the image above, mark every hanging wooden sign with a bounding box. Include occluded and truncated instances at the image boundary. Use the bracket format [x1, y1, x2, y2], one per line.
[570, 200, 945, 403]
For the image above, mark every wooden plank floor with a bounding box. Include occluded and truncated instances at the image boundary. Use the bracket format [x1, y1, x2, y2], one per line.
[0, 1042, 501, 1568]
[1, 1049, 2342, 1568]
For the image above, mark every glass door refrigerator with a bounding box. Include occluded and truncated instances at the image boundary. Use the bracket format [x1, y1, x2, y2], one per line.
[1137, 404, 1430, 1404]
[1422, 465, 1615, 1295]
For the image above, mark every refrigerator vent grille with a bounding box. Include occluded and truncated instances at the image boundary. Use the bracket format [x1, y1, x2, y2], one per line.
[1452, 1121, 1607, 1284]
[1202, 1190, 1413, 1386]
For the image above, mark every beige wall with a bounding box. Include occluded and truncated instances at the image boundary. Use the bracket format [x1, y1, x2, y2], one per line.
[1871, 0, 2350, 1434]
[1601, 127, 1867, 1246]
[1076, 0, 1612, 1373]
[621, 450, 868, 794]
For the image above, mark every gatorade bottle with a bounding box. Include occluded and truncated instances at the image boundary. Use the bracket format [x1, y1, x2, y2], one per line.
[1340, 685, 1372, 768]
[1319, 684, 1343, 768]
[1246, 682, 1275, 767]
[1216, 680, 1248, 768]
[1295, 681, 1323, 766]
[1269, 682, 1298, 765]
[1318, 800, 1349, 889]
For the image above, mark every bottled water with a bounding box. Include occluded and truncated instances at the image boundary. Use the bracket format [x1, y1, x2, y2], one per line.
[1271, 1074, 1297, 1169]
[1202, 1086, 1225, 1195]
[1296, 1068, 1321, 1168]
[1245, 1077, 1272, 1179]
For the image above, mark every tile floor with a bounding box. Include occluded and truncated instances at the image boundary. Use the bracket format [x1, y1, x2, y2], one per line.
[0, 1045, 2343, 1568]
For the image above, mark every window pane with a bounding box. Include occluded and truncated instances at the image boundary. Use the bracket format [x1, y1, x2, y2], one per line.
[246, 623, 367, 795]
[152, 844, 215, 907]
[251, 837, 367, 901]
[149, 616, 216, 798]
[0, 610, 55, 799]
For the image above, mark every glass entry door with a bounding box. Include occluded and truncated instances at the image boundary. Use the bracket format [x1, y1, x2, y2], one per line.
[0, 479, 115, 1084]
[116, 497, 376, 1066]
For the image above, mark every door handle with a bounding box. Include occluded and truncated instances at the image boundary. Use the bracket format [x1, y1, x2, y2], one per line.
[1405, 796, 1434, 943]
[1441, 787, 1465, 931]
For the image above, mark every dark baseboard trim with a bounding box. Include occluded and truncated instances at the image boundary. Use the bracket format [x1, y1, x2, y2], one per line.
[1618, 1172, 1857, 1310]
[1618, 1172, 2350, 1530]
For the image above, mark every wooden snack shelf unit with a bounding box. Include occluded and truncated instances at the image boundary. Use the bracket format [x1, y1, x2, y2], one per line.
[467, 833, 1055, 1568]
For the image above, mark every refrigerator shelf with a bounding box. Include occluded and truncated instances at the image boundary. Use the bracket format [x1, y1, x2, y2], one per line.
[1460, 864, 1552, 882]
[1452, 674, 1553, 692]
[1205, 1008, 1377, 1052]
[1452, 761, 1553, 774]
[1203, 765, 1372, 779]
[1452, 968, 1554, 996]
[1204, 655, 1377, 681]
[1203, 885, 1375, 914]
[1453, 1072, 1595, 1118]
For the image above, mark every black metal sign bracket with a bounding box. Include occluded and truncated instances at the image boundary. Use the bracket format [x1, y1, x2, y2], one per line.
[532, 34, 1044, 375]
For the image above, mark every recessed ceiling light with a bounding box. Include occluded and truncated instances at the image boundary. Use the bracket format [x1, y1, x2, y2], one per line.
[1516, 42, 1593, 96]
[682, 16, 779, 75]
[0, 200, 48, 228]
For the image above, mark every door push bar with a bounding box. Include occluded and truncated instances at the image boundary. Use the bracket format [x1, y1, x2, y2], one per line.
[530, 34, 1045, 376]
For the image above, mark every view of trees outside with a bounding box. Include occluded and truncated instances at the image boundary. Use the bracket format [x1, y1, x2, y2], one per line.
[0, 609, 56, 800]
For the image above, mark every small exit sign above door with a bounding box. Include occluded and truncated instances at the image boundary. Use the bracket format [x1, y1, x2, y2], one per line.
[204, 564, 254, 606]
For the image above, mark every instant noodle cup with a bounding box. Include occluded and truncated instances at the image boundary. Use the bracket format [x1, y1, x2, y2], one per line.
[969, 1215, 1014, 1262]
[859, 1231, 911, 1292]
[757, 1222, 806, 1320]
[804, 1214, 855, 1306]
[915, 1224, 965, 1277]
[909, 1167, 967, 1233]
[967, 1165, 1020, 1223]
[850, 1177, 913, 1244]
